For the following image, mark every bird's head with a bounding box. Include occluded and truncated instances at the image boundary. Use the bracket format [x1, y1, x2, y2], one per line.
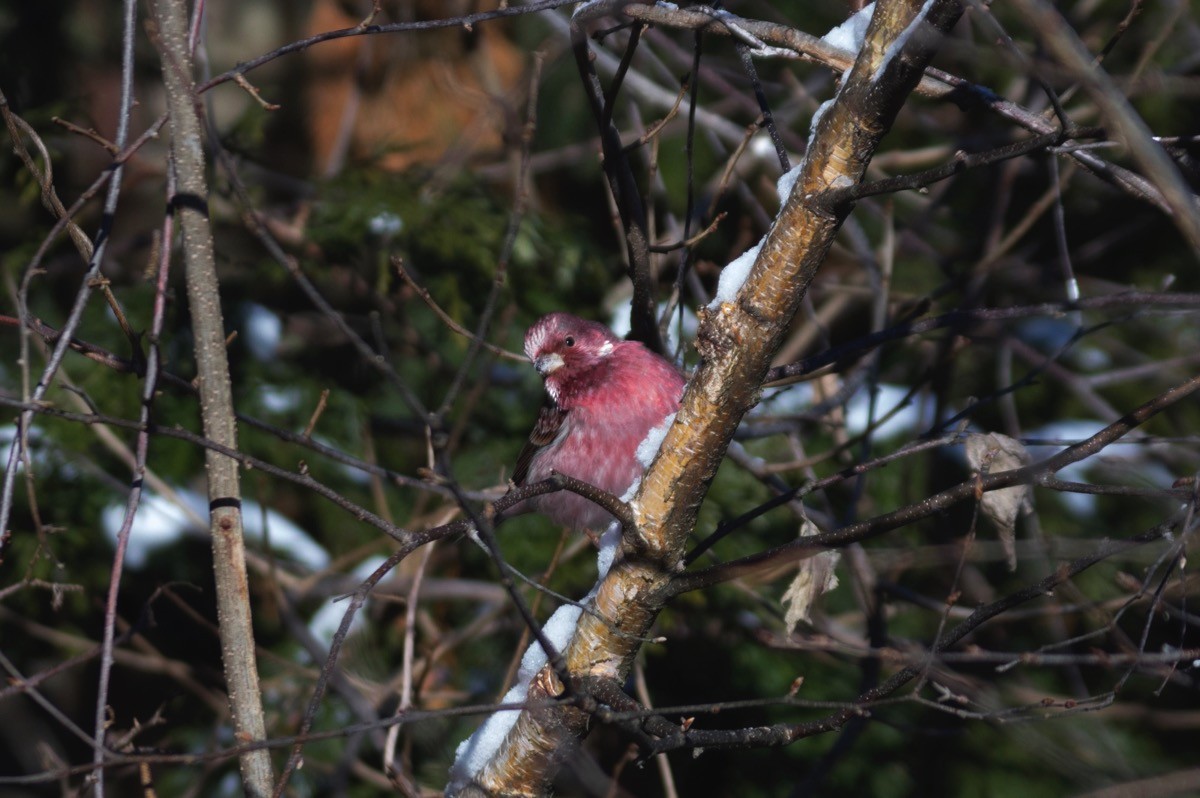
[524, 313, 619, 399]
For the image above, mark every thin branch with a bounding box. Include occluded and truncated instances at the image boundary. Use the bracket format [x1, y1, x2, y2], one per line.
[51, 116, 120, 154]
[0, 312, 468, 496]
[92, 142, 176, 798]
[571, 11, 665, 354]
[762, 293, 1200, 384]
[393, 259, 524, 362]
[1009, 0, 1200, 255]
[0, 38, 141, 563]
[673, 371, 1200, 594]
[197, 1, 575, 95]
[638, 520, 1177, 757]
[620, 2, 1180, 215]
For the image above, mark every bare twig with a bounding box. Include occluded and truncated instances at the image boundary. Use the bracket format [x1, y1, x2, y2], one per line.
[232, 73, 281, 111]
[92, 143, 176, 798]
[1008, 0, 1200, 256]
[51, 116, 120, 154]
[571, 12, 665, 355]
[673, 372, 1200, 594]
[393, 259, 525, 362]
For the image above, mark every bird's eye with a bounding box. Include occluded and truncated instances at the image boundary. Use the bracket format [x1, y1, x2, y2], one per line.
[564, 336, 575, 347]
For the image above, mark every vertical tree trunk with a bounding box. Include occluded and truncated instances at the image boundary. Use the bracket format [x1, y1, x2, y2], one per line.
[148, 0, 275, 794]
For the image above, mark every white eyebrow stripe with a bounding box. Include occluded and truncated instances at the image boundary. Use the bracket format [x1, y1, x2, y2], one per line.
[525, 325, 549, 359]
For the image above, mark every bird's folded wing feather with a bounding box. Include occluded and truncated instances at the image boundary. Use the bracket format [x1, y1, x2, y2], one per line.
[511, 399, 568, 486]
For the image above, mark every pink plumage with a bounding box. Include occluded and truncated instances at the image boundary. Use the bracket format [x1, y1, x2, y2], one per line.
[510, 312, 686, 531]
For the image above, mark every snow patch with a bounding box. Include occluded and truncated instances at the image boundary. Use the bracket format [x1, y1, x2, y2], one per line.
[368, 211, 403, 237]
[243, 303, 282, 361]
[308, 554, 388, 647]
[596, 522, 621, 580]
[636, 412, 677, 470]
[258, 384, 303, 414]
[571, 0, 603, 18]
[776, 164, 804, 205]
[821, 3, 876, 53]
[707, 239, 764, 309]
[754, 383, 815, 417]
[0, 425, 56, 475]
[101, 488, 329, 570]
[705, 140, 821, 311]
[844, 384, 938, 439]
[609, 299, 698, 358]
[450, 603, 583, 787]
[749, 131, 777, 161]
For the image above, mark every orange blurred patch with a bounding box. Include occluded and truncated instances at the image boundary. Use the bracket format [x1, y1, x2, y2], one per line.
[305, 0, 526, 175]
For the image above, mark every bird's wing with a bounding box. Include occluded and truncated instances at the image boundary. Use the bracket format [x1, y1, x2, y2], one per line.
[511, 398, 568, 486]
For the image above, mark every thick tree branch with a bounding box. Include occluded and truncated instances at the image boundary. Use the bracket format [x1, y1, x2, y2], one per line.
[456, 2, 965, 794]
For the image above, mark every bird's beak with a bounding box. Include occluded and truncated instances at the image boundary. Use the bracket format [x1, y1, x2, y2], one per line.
[534, 353, 564, 376]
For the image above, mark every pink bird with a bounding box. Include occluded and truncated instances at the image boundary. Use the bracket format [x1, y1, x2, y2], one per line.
[509, 312, 687, 531]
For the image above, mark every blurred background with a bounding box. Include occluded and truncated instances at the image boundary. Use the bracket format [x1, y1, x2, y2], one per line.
[2, 0, 1199, 795]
